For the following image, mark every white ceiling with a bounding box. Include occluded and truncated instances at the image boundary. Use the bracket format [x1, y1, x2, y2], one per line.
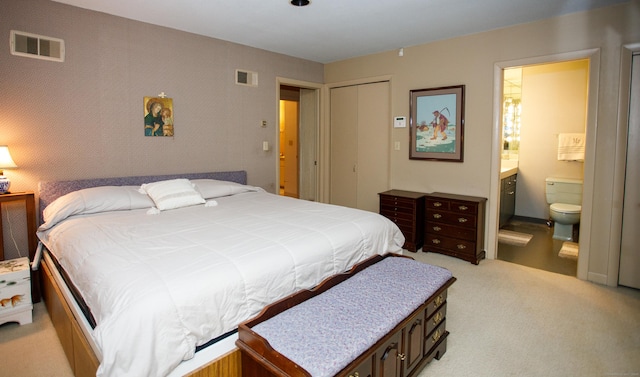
[52, 0, 627, 63]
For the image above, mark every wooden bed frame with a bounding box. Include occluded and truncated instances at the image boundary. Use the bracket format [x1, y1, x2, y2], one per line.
[42, 259, 242, 377]
[37, 171, 248, 377]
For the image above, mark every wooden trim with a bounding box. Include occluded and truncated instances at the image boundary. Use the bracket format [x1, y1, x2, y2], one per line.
[41, 257, 241, 376]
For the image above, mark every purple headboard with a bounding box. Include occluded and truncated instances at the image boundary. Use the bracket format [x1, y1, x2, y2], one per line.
[37, 171, 247, 223]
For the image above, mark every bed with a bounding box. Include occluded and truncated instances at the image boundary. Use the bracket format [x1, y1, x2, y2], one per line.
[36, 171, 405, 377]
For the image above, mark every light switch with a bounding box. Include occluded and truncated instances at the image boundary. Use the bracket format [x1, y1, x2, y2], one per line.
[394, 141, 401, 151]
[263, 141, 269, 151]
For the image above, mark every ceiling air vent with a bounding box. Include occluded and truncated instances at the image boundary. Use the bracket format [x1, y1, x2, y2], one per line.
[10, 30, 65, 62]
[235, 69, 258, 87]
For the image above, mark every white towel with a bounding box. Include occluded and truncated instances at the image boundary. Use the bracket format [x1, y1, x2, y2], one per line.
[558, 133, 585, 161]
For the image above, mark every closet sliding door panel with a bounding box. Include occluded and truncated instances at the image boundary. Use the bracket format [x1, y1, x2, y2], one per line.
[329, 82, 390, 212]
[357, 81, 390, 213]
[330, 85, 358, 208]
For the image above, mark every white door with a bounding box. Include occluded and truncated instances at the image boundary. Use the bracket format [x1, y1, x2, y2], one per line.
[329, 81, 390, 212]
[619, 53, 640, 289]
[299, 88, 318, 201]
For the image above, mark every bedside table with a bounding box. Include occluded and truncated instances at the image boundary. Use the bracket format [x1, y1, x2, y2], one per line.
[0, 192, 39, 302]
[0, 257, 33, 325]
[379, 190, 426, 252]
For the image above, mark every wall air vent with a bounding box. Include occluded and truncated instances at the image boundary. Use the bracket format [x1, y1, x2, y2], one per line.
[235, 69, 258, 87]
[10, 30, 65, 62]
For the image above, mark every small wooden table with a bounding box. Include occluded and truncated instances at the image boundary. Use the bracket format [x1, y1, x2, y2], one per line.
[0, 192, 40, 302]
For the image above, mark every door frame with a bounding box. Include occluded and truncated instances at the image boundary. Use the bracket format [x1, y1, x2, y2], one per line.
[611, 43, 640, 286]
[276, 77, 323, 201]
[489, 48, 600, 281]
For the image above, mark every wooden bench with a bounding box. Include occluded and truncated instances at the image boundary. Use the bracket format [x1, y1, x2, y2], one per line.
[236, 254, 456, 377]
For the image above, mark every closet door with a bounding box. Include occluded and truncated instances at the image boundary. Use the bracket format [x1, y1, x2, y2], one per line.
[330, 81, 390, 212]
[330, 85, 358, 208]
[619, 53, 640, 289]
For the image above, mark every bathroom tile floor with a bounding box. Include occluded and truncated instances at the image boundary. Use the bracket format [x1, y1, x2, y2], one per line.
[498, 217, 578, 276]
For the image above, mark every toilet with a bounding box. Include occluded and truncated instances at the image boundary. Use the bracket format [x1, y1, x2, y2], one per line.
[545, 177, 583, 241]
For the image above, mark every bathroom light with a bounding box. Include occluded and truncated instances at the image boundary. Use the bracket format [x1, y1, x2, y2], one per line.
[0, 145, 18, 194]
[290, 0, 310, 6]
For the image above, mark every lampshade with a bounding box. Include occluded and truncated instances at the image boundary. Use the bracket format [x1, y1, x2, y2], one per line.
[0, 145, 18, 170]
[0, 145, 17, 194]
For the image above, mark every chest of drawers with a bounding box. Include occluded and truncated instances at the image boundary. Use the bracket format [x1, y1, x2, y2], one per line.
[424, 193, 487, 264]
[379, 190, 426, 252]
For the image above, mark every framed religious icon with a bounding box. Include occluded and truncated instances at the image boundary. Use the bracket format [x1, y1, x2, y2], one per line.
[144, 96, 174, 137]
[409, 85, 465, 161]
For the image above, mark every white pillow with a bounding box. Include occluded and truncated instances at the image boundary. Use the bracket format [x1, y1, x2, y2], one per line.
[139, 179, 205, 211]
[192, 179, 263, 199]
[40, 186, 155, 230]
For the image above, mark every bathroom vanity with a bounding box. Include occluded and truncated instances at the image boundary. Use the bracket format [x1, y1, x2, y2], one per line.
[499, 173, 517, 228]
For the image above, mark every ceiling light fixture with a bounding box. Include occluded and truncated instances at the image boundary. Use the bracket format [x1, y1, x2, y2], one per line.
[290, 0, 310, 6]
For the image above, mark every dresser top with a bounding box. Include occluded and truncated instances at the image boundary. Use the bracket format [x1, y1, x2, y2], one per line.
[379, 189, 426, 199]
[428, 192, 487, 203]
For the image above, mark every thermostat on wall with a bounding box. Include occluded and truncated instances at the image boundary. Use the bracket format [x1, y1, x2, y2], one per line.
[393, 116, 406, 128]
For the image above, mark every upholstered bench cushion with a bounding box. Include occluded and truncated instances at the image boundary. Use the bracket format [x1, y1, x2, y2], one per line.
[252, 256, 452, 377]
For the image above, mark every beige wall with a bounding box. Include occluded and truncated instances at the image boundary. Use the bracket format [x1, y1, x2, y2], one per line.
[516, 60, 588, 219]
[324, 1, 640, 284]
[0, 0, 323, 259]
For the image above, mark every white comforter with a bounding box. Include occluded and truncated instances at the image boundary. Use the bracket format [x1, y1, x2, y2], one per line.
[37, 190, 404, 376]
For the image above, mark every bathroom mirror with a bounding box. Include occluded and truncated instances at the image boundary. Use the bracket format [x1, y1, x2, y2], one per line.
[502, 68, 522, 160]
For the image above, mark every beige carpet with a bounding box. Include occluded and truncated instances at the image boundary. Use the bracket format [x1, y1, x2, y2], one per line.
[1, 254, 639, 377]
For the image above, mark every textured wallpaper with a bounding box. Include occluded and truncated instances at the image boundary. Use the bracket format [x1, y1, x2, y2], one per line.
[0, 0, 323, 259]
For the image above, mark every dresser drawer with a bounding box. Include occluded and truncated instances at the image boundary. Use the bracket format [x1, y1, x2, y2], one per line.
[380, 196, 419, 212]
[380, 208, 415, 222]
[425, 302, 447, 336]
[425, 233, 476, 255]
[425, 197, 450, 211]
[448, 200, 478, 214]
[425, 318, 447, 354]
[425, 221, 476, 241]
[425, 289, 448, 318]
[426, 209, 477, 228]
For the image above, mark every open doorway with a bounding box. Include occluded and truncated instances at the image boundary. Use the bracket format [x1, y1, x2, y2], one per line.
[277, 79, 321, 201]
[490, 49, 600, 281]
[497, 60, 589, 277]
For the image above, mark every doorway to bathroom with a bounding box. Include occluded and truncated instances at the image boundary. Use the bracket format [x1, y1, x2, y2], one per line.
[496, 58, 590, 277]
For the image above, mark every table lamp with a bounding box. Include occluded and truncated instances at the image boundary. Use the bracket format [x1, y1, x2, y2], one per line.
[0, 145, 18, 194]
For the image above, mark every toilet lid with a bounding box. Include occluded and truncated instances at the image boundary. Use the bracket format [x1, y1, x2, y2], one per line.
[551, 203, 581, 213]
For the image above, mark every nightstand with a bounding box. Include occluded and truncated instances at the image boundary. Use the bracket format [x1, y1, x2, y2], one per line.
[0, 257, 32, 325]
[0, 192, 39, 302]
[379, 190, 426, 252]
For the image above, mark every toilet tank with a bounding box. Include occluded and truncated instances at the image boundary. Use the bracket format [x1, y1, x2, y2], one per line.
[545, 177, 583, 204]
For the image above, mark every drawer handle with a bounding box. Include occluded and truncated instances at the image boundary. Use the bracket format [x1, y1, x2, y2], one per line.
[398, 353, 406, 361]
[432, 239, 441, 245]
[433, 202, 442, 207]
[432, 226, 441, 232]
[432, 329, 442, 343]
[433, 213, 442, 219]
[349, 373, 359, 377]
[458, 205, 468, 211]
[433, 312, 443, 325]
[434, 295, 444, 307]
[457, 244, 466, 250]
[458, 217, 468, 223]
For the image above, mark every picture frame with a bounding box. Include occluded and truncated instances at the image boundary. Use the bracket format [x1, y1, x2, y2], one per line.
[144, 97, 174, 137]
[409, 85, 465, 161]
